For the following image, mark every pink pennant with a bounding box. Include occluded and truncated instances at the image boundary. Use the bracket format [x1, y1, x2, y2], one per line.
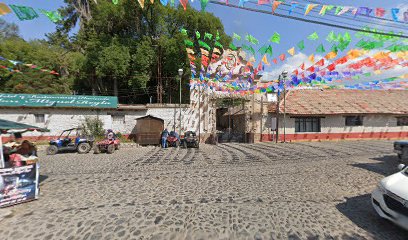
[179, 0, 188, 10]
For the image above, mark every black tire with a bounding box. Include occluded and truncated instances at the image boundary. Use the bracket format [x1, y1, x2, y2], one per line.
[402, 147, 408, 160]
[115, 144, 120, 150]
[183, 141, 188, 149]
[398, 154, 402, 159]
[93, 146, 101, 154]
[175, 140, 180, 148]
[195, 142, 199, 148]
[107, 144, 115, 154]
[46, 145, 58, 155]
[77, 142, 91, 154]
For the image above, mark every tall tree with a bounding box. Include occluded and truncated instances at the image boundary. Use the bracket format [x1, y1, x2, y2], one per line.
[0, 19, 19, 40]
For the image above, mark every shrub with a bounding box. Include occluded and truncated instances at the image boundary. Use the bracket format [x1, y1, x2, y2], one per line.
[81, 117, 105, 138]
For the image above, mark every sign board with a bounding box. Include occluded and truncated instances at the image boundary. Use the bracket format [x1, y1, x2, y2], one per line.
[267, 93, 277, 102]
[0, 163, 39, 208]
[0, 93, 118, 109]
[270, 117, 277, 131]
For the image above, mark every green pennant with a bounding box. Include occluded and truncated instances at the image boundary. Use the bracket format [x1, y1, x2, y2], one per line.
[200, 0, 209, 12]
[331, 44, 338, 53]
[316, 44, 326, 53]
[180, 28, 188, 36]
[335, 6, 343, 15]
[215, 41, 223, 49]
[184, 39, 194, 47]
[246, 34, 259, 45]
[307, 32, 319, 40]
[326, 31, 336, 43]
[269, 32, 281, 44]
[343, 32, 351, 42]
[204, 32, 213, 40]
[216, 30, 220, 41]
[364, 73, 372, 77]
[266, 45, 273, 56]
[242, 44, 255, 55]
[198, 40, 211, 51]
[39, 9, 62, 23]
[229, 43, 237, 51]
[196, 31, 201, 39]
[233, 33, 241, 41]
[258, 45, 269, 54]
[297, 40, 305, 50]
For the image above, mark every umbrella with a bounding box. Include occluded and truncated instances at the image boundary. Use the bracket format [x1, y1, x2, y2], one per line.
[0, 119, 48, 168]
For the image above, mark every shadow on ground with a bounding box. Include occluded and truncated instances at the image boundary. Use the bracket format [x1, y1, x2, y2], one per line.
[39, 175, 48, 184]
[336, 194, 407, 240]
[352, 155, 402, 176]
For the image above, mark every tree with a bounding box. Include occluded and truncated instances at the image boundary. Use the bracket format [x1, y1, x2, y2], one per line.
[0, 19, 19, 40]
[52, 0, 231, 103]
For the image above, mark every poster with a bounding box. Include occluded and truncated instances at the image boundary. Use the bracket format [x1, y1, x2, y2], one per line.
[0, 163, 39, 208]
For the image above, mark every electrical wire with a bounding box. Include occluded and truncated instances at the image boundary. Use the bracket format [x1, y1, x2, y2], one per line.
[208, 1, 408, 38]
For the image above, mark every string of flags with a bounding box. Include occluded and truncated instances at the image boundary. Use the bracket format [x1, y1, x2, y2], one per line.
[0, 3, 62, 23]
[0, 56, 60, 76]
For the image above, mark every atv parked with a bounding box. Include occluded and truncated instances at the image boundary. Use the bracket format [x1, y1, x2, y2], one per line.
[181, 131, 199, 148]
[93, 131, 120, 154]
[46, 128, 94, 155]
[167, 131, 180, 148]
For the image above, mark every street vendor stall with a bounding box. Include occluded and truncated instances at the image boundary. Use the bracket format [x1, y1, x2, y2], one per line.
[0, 119, 48, 208]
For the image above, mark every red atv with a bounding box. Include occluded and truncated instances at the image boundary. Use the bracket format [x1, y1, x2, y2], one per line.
[167, 131, 180, 147]
[93, 131, 120, 154]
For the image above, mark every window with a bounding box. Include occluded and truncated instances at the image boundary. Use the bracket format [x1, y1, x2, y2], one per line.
[295, 118, 321, 133]
[397, 117, 408, 126]
[345, 116, 363, 126]
[34, 114, 45, 123]
[111, 115, 125, 124]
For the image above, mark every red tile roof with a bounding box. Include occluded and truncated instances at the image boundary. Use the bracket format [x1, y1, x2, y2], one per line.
[268, 89, 408, 115]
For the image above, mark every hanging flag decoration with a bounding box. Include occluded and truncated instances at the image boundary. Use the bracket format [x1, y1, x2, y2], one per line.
[242, 44, 255, 55]
[269, 32, 281, 44]
[375, 8, 385, 17]
[316, 44, 326, 53]
[229, 43, 238, 50]
[289, 3, 298, 15]
[204, 32, 213, 40]
[272, 1, 283, 13]
[246, 34, 259, 45]
[160, 0, 168, 5]
[200, 0, 209, 12]
[279, 53, 285, 61]
[391, 8, 400, 22]
[273, 58, 278, 64]
[233, 33, 241, 41]
[308, 54, 314, 63]
[39, 9, 62, 23]
[179, 0, 188, 10]
[337, 6, 350, 16]
[258, 45, 273, 56]
[319, 5, 334, 16]
[307, 32, 319, 40]
[325, 51, 337, 60]
[305, 4, 318, 16]
[297, 40, 305, 50]
[335, 6, 343, 15]
[9, 5, 39, 21]
[326, 31, 336, 43]
[198, 40, 211, 51]
[258, 0, 270, 5]
[287, 47, 295, 56]
[262, 55, 270, 65]
[0, 3, 11, 16]
[112, 0, 119, 4]
[137, 0, 145, 8]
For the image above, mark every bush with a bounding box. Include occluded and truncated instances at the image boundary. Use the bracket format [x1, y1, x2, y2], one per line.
[81, 117, 105, 138]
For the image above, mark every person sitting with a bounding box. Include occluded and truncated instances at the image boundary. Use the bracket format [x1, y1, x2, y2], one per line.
[9, 140, 37, 167]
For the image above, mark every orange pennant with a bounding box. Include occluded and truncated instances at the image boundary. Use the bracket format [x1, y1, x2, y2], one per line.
[308, 54, 314, 63]
[272, 1, 283, 13]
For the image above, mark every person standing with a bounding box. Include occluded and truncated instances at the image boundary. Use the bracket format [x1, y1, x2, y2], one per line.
[161, 129, 169, 148]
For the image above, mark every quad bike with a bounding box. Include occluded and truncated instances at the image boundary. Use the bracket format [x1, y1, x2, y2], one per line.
[46, 128, 94, 155]
[93, 138, 120, 154]
[181, 131, 199, 148]
[167, 131, 180, 147]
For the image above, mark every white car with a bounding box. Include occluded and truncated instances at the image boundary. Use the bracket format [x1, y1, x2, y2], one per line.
[372, 164, 408, 230]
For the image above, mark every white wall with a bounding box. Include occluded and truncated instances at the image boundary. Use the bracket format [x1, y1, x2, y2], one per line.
[271, 114, 408, 134]
[0, 107, 190, 137]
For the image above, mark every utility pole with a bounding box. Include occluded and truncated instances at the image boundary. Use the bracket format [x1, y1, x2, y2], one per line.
[178, 69, 183, 134]
[276, 87, 280, 143]
[157, 45, 162, 103]
[260, 95, 263, 142]
[198, 83, 201, 143]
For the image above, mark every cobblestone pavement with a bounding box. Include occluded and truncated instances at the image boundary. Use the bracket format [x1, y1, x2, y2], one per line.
[0, 140, 407, 240]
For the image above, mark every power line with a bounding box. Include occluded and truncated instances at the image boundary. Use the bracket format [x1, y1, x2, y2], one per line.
[208, 1, 408, 38]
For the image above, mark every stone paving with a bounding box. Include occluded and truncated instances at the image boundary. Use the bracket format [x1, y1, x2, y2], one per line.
[0, 140, 407, 240]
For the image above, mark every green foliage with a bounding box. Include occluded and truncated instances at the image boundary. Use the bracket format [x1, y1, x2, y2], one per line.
[81, 117, 105, 138]
[0, 19, 19, 40]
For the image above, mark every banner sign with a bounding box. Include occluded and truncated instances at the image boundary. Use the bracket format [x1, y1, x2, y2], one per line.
[0, 93, 118, 109]
[0, 163, 39, 208]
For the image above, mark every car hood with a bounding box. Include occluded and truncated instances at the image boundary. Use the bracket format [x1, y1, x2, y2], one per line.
[395, 140, 408, 144]
[381, 171, 408, 200]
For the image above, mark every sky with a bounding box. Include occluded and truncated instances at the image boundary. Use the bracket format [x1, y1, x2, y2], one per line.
[1, 0, 407, 84]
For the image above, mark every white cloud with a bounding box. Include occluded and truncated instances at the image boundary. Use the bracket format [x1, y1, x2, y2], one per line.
[260, 53, 323, 82]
